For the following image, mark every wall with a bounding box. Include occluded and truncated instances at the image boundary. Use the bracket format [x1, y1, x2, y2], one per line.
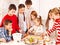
[40, 0, 60, 20]
[0, 0, 19, 23]
[0, 0, 60, 24]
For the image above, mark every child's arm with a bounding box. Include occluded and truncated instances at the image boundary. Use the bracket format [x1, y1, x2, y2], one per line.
[47, 22, 58, 36]
[28, 26, 34, 33]
[0, 38, 6, 42]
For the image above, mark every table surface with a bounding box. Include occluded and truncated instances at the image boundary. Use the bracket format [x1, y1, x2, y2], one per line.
[0, 35, 56, 45]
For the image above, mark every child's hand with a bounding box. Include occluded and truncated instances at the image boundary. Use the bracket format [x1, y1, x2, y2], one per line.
[28, 30, 31, 33]
[32, 30, 36, 34]
[0, 38, 6, 42]
[44, 31, 50, 37]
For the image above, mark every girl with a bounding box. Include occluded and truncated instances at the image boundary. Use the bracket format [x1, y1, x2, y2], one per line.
[18, 4, 27, 34]
[30, 11, 37, 28]
[28, 16, 45, 36]
[47, 8, 60, 45]
[24, 11, 37, 37]
[45, 9, 57, 39]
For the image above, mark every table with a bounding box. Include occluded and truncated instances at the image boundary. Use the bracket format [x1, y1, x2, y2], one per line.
[0, 41, 25, 45]
[0, 35, 56, 45]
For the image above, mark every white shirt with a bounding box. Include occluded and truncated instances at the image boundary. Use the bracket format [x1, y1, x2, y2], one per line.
[19, 14, 27, 32]
[29, 25, 45, 34]
[49, 19, 54, 30]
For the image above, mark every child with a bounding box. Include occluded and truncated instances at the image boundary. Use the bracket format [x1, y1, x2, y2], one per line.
[0, 4, 20, 34]
[25, 0, 34, 29]
[18, 4, 27, 34]
[30, 11, 37, 27]
[47, 8, 60, 45]
[23, 11, 37, 37]
[45, 9, 54, 30]
[0, 20, 13, 42]
[28, 16, 45, 36]
[45, 9, 57, 39]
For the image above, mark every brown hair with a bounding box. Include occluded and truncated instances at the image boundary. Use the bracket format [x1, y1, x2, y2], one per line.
[30, 11, 37, 20]
[18, 4, 25, 9]
[25, 0, 32, 5]
[50, 8, 59, 15]
[45, 8, 59, 30]
[45, 9, 52, 30]
[58, 7, 60, 14]
[3, 20, 12, 25]
[9, 4, 16, 10]
[37, 16, 43, 25]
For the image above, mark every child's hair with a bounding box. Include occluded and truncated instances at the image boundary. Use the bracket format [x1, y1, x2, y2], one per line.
[3, 20, 12, 25]
[58, 7, 60, 14]
[9, 4, 16, 10]
[45, 7, 60, 30]
[37, 16, 43, 25]
[25, 0, 32, 5]
[45, 9, 52, 30]
[18, 4, 25, 9]
[50, 8, 59, 15]
[30, 11, 37, 20]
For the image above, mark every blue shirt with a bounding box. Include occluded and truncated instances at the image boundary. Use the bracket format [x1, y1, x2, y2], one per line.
[0, 27, 12, 42]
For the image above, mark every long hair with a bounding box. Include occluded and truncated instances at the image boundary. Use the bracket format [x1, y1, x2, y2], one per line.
[45, 8, 60, 30]
[45, 9, 52, 30]
[37, 16, 43, 25]
[30, 11, 37, 20]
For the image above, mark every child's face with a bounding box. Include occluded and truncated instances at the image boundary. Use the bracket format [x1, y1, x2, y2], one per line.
[26, 5, 31, 9]
[34, 19, 40, 26]
[9, 9, 16, 16]
[19, 8, 25, 14]
[49, 13, 52, 19]
[5, 23, 12, 32]
[52, 13, 60, 20]
[31, 15, 36, 20]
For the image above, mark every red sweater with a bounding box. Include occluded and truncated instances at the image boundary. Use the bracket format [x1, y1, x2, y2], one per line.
[0, 14, 20, 34]
[47, 18, 60, 44]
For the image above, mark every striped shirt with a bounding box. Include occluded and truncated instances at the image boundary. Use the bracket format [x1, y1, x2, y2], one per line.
[47, 18, 60, 44]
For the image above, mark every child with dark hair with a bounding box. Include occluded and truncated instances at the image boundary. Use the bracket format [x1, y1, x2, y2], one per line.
[25, 0, 34, 29]
[0, 20, 13, 42]
[25, 0, 32, 8]
[18, 4, 27, 34]
[0, 4, 20, 34]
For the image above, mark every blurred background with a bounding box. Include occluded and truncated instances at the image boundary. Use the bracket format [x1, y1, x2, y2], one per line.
[0, 0, 60, 23]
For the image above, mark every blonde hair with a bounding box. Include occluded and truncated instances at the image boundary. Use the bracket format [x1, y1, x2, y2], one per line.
[45, 7, 59, 30]
[50, 8, 59, 15]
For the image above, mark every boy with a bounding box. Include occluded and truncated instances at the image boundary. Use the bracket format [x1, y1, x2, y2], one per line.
[0, 20, 12, 42]
[18, 4, 27, 34]
[25, 0, 34, 29]
[0, 4, 20, 34]
[47, 8, 60, 45]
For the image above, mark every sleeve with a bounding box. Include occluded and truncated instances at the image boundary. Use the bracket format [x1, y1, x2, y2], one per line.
[29, 26, 34, 31]
[41, 25, 45, 33]
[15, 16, 20, 31]
[0, 28, 6, 39]
[47, 22, 58, 35]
